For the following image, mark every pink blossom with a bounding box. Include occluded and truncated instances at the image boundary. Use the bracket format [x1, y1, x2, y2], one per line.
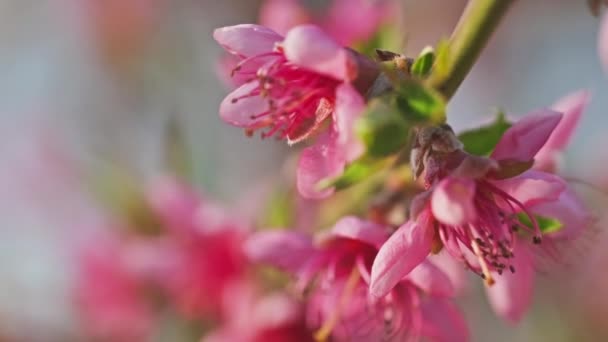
[145, 177, 250, 319]
[203, 283, 313, 342]
[74, 232, 156, 342]
[246, 217, 469, 341]
[371, 109, 594, 323]
[259, 0, 396, 46]
[214, 24, 378, 198]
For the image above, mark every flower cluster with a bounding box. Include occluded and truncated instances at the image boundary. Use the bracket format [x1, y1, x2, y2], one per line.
[211, 19, 594, 340]
[72, 2, 599, 341]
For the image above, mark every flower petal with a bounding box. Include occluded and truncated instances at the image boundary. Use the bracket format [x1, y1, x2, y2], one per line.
[333, 83, 365, 162]
[420, 296, 469, 342]
[547, 90, 590, 151]
[531, 188, 594, 240]
[258, 0, 309, 36]
[324, 0, 395, 46]
[283, 24, 357, 81]
[485, 240, 535, 323]
[535, 90, 590, 171]
[491, 170, 566, 208]
[428, 251, 469, 295]
[370, 219, 433, 299]
[431, 177, 477, 226]
[213, 24, 282, 57]
[244, 231, 314, 273]
[219, 81, 270, 127]
[296, 130, 345, 199]
[491, 109, 562, 162]
[330, 216, 389, 249]
[145, 176, 201, 234]
[406, 260, 455, 297]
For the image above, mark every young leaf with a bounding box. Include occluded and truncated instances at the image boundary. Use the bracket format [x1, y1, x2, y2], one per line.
[518, 213, 563, 234]
[394, 80, 446, 123]
[458, 112, 512, 156]
[356, 98, 411, 157]
[411, 46, 435, 78]
[318, 158, 388, 191]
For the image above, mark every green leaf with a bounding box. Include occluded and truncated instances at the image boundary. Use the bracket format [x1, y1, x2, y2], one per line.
[394, 80, 446, 123]
[318, 159, 383, 191]
[518, 213, 564, 234]
[411, 46, 435, 78]
[458, 112, 511, 156]
[356, 98, 411, 157]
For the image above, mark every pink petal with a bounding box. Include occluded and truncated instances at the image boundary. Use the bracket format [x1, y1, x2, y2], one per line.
[330, 216, 389, 249]
[369, 220, 433, 299]
[213, 24, 282, 57]
[283, 24, 357, 81]
[258, 0, 309, 36]
[431, 177, 477, 226]
[599, 12, 608, 74]
[219, 81, 270, 128]
[428, 251, 469, 296]
[547, 90, 590, 151]
[485, 240, 535, 323]
[491, 170, 566, 208]
[406, 260, 455, 297]
[145, 176, 201, 234]
[244, 231, 314, 273]
[215, 53, 271, 90]
[491, 109, 562, 162]
[324, 0, 395, 46]
[296, 130, 345, 199]
[531, 188, 594, 240]
[252, 293, 300, 329]
[333, 83, 365, 162]
[420, 296, 469, 342]
[535, 90, 590, 171]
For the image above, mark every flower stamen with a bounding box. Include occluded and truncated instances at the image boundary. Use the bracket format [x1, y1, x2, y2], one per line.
[314, 266, 360, 341]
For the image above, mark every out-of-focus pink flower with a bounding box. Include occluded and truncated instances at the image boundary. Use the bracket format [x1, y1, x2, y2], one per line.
[214, 24, 379, 199]
[145, 177, 250, 319]
[534, 90, 590, 172]
[203, 283, 313, 342]
[74, 232, 160, 342]
[259, 0, 395, 46]
[372, 109, 593, 322]
[246, 217, 468, 341]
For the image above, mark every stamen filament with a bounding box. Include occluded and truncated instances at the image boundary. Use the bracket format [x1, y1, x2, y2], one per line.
[314, 267, 361, 341]
[472, 237, 495, 286]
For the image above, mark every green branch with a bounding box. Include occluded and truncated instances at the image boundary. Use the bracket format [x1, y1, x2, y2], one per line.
[427, 0, 515, 99]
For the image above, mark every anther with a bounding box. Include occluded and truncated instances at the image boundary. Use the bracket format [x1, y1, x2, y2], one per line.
[533, 236, 542, 244]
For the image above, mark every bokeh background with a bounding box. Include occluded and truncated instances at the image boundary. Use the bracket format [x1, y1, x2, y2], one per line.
[1, 0, 606, 340]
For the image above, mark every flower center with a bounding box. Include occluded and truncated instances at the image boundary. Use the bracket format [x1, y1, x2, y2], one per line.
[230, 48, 340, 141]
[437, 180, 541, 285]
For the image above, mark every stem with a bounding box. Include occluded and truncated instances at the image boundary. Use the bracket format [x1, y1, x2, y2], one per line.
[427, 0, 515, 99]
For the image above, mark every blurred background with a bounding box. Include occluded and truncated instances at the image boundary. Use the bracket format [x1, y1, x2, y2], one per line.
[1, 0, 607, 341]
